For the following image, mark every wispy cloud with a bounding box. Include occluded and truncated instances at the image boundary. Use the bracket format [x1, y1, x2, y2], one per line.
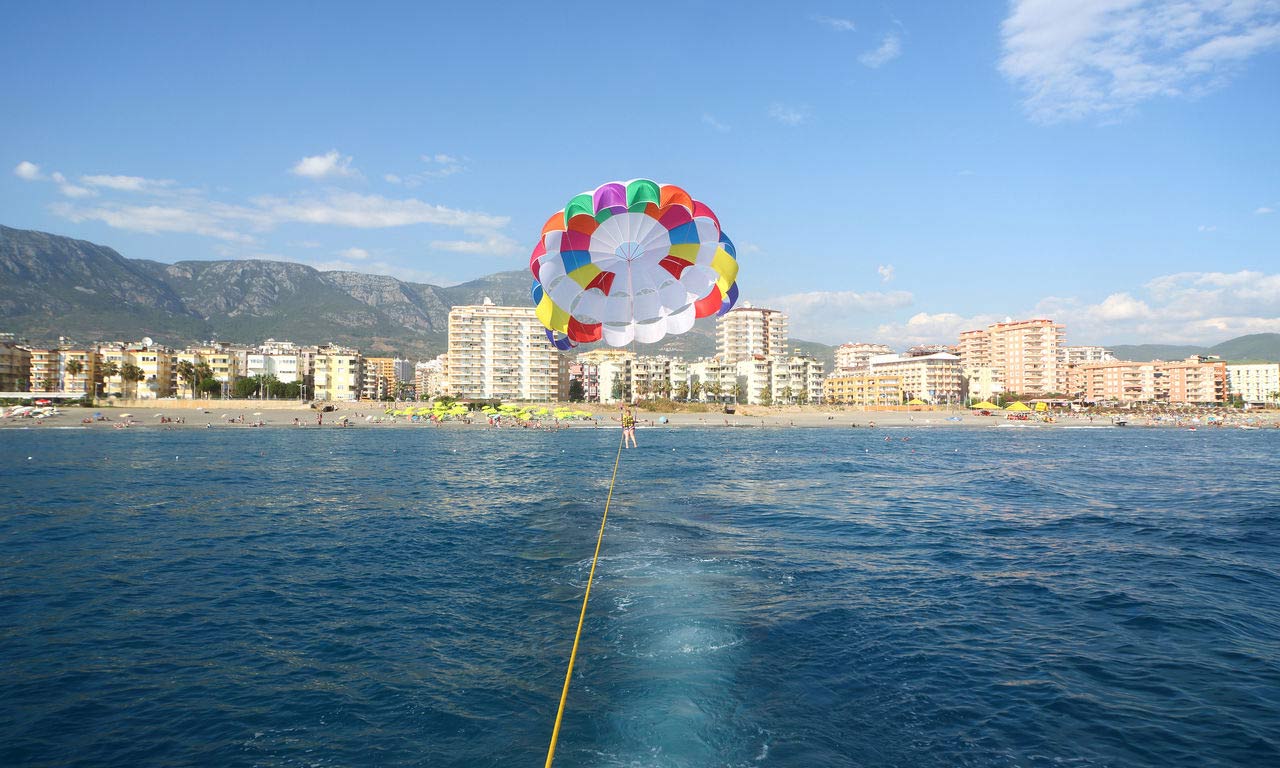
[338, 247, 371, 261]
[768, 103, 810, 126]
[80, 174, 175, 193]
[764, 288, 914, 341]
[384, 153, 466, 187]
[13, 161, 42, 180]
[859, 34, 901, 67]
[1000, 0, 1280, 123]
[291, 149, 357, 179]
[430, 232, 522, 256]
[1257, 206, 1275, 214]
[51, 201, 258, 243]
[1198, 224, 1217, 232]
[813, 15, 857, 32]
[701, 113, 730, 132]
[877, 264, 895, 282]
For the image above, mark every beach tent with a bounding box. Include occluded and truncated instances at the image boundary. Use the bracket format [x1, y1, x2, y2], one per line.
[907, 398, 927, 405]
[1005, 401, 1032, 412]
[969, 401, 999, 409]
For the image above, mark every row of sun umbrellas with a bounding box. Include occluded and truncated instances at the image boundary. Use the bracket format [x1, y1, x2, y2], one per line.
[969, 400, 1048, 412]
[383, 402, 595, 421]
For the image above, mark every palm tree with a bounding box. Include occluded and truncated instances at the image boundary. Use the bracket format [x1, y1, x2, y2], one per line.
[175, 360, 197, 399]
[64, 359, 84, 392]
[99, 361, 119, 399]
[120, 363, 146, 399]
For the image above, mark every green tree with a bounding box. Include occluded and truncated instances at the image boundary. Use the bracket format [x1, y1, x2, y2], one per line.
[120, 363, 146, 399]
[199, 377, 222, 397]
[611, 377, 625, 401]
[689, 381, 703, 402]
[733, 382, 746, 403]
[760, 385, 773, 406]
[703, 381, 721, 402]
[779, 385, 794, 405]
[568, 379, 585, 402]
[232, 376, 259, 398]
[673, 381, 688, 401]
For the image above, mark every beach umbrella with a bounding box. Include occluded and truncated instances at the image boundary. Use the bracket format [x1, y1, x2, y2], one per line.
[528, 179, 739, 349]
[1005, 401, 1032, 412]
[969, 401, 999, 409]
[907, 398, 927, 405]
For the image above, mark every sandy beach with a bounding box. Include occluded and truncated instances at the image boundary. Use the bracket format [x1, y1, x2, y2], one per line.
[4, 400, 1277, 431]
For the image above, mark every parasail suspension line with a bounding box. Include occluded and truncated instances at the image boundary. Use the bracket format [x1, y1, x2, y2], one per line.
[544, 429, 626, 768]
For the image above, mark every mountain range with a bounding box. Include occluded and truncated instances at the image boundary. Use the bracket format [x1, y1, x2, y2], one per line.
[3, 225, 1277, 365]
[0, 225, 758, 362]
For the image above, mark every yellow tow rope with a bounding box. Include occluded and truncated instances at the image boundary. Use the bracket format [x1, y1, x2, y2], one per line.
[544, 430, 625, 768]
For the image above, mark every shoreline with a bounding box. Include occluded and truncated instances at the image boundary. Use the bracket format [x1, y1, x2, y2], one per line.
[4, 402, 1277, 432]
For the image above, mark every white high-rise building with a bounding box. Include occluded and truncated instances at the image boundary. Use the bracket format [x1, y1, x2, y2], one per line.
[1227, 363, 1280, 405]
[834, 343, 894, 373]
[1066, 345, 1115, 365]
[447, 298, 570, 401]
[716, 303, 789, 363]
[869, 352, 963, 404]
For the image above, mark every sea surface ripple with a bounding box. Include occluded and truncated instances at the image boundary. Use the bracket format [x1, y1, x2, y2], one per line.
[1, 426, 1278, 767]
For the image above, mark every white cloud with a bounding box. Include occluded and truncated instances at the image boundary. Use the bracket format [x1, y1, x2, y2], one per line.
[1198, 223, 1217, 232]
[51, 201, 257, 243]
[702, 113, 730, 132]
[384, 173, 402, 184]
[1000, 0, 1280, 123]
[291, 149, 357, 179]
[430, 232, 522, 256]
[814, 15, 857, 32]
[306, 258, 454, 285]
[338, 247, 371, 260]
[14, 161, 42, 180]
[765, 288, 914, 342]
[859, 34, 901, 67]
[876, 311, 1001, 349]
[80, 174, 175, 193]
[257, 192, 507, 230]
[768, 103, 810, 126]
[877, 264, 895, 282]
[1088, 291, 1152, 321]
[1257, 206, 1274, 214]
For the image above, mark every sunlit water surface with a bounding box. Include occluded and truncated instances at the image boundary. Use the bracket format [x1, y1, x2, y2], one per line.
[2, 426, 1278, 767]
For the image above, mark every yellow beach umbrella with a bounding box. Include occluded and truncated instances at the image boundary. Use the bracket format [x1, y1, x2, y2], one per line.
[1005, 401, 1032, 412]
[969, 401, 999, 409]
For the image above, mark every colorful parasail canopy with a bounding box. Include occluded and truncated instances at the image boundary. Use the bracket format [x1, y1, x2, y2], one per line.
[529, 179, 739, 349]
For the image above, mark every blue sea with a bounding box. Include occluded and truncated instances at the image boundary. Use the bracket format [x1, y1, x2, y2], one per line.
[2, 426, 1278, 767]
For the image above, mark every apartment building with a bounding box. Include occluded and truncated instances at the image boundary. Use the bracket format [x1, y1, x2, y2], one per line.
[447, 299, 569, 401]
[98, 340, 174, 399]
[960, 319, 1067, 395]
[1065, 345, 1115, 365]
[313, 345, 363, 401]
[0, 341, 31, 391]
[1227, 363, 1280, 405]
[1068, 360, 1163, 403]
[1163, 357, 1228, 405]
[868, 352, 963, 404]
[716, 304, 788, 363]
[415, 355, 448, 400]
[579, 349, 634, 403]
[823, 373, 902, 406]
[833, 342, 893, 374]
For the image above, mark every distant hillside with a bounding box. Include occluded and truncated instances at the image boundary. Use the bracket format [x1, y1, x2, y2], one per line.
[1111, 333, 1280, 363]
[0, 224, 826, 361]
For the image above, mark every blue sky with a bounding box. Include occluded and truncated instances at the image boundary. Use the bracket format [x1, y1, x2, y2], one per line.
[3, 1, 1278, 347]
